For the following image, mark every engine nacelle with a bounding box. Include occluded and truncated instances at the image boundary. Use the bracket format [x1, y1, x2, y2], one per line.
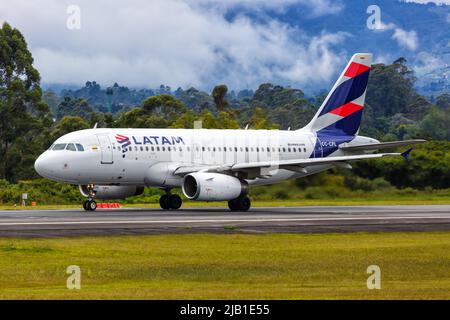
[79, 185, 144, 199]
[182, 172, 248, 201]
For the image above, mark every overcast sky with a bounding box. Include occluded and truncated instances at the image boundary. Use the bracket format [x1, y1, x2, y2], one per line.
[0, 0, 447, 91]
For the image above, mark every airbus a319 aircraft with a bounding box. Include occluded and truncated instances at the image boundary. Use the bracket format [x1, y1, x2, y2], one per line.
[34, 53, 424, 211]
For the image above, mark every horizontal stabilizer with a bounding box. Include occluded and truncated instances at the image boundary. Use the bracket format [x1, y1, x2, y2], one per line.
[339, 139, 426, 152]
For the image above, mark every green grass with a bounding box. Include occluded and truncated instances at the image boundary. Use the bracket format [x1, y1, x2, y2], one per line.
[1, 232, 450, 299]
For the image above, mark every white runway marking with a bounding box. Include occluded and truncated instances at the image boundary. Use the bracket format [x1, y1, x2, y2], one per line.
[0, 215, 448, 226]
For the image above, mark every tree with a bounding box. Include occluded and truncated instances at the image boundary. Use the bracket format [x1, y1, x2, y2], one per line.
[366, 58, 418, 118]
[436, 93, 450, 110]
[56, 97, 93, 120]
[169, 110, 196, 128]
[50, 116, 90, 141]
[198, 110, 218, 128]
[42, 90, 60, 116]
[419, 107, 450, 140]
[142, 94, 187, 119]
[217, 111, 240, 129]
[249, 107, 278, 129]
[0, 22, 52, 181]
[212, 84, 229, 111]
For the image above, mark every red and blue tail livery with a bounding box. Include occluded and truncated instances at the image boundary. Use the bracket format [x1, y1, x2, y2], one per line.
[306, 53, 372, 157]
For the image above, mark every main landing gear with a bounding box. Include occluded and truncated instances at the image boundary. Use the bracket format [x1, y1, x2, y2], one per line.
[159, 190, 182, 210]
[228, 196, 251, 211]
[83, 184, 97, 211]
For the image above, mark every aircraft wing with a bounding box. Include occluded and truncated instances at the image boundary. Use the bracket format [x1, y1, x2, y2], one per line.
[173, 152, 402, 177]
[339, 139, 426, 152]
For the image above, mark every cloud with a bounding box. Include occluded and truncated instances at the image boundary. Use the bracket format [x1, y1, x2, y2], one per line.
[392, 28, 419, 51]
[400, 0, 450, 5]
[413, 51, 445, 76]
[190, 0, 344, 16]
[0, 0, 348, 90]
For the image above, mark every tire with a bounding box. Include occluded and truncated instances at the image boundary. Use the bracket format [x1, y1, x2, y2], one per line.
[238, 196, 251, 211]
[83, 200, 90, 211]
[168, 194, 182, 210]
[159, 194, 170, 210]
[88, 200, 97, 211]
[228, 198, 239, 211]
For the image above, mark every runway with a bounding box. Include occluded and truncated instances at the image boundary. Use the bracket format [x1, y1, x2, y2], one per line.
[0, 205, 449, 237]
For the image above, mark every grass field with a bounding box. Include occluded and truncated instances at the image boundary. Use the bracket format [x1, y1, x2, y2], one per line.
[0, 232, 449, 299]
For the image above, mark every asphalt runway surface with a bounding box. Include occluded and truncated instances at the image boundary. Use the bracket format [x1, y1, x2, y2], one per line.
[0, 205, 449, 237]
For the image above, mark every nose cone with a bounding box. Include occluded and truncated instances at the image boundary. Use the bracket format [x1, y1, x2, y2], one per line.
[34, 153, 51, 178]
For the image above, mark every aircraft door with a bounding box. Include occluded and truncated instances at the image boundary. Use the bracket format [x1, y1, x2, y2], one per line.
[97, 134, 114, 164]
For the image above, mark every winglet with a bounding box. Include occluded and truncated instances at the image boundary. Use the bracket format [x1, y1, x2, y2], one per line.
[401, 147, 413, 161]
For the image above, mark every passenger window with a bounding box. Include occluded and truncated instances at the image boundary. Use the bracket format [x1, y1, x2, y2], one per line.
[75, 143, 84, 151]
[52, 144, 67, 151]
[151, 146, 155, 151]
[140, 146, 143, 151]
[288, 148, 291, 152]
[303, 148, 307, 152]
[66, 143, 77, 151]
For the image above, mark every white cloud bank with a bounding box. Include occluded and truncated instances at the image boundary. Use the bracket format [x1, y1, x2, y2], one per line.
[401, 0, 450, 5]
[0, 0, 347, 90]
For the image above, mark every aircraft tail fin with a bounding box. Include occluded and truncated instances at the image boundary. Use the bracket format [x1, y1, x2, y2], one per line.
[304, 53, 372, 136]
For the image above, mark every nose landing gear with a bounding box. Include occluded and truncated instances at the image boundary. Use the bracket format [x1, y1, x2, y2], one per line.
[83, 184, 97, 211]
[159, 190, 182, 210]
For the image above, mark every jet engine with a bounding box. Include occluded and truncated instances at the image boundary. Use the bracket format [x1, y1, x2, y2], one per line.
[79, 185, 144, 199]
[182, 172, 248, 201]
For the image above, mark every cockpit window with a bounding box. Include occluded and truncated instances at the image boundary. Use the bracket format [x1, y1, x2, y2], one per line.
[76, 143, 84, 151]
[52, 144, 67, 151]
[48, 144, 54, 150]
[66, 143, 77, 151]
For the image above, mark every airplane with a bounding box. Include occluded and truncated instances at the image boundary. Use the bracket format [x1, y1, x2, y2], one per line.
[34, 53, 425, 212]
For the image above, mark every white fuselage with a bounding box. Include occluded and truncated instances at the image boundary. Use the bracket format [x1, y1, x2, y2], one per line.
[35, 128, 360, 188]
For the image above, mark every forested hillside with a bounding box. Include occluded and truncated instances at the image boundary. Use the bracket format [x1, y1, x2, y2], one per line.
[44, 59, 449, 142]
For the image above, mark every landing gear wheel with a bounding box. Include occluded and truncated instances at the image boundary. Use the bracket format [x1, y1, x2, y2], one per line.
[168, 194, 182, 210]
[89, 200, 97, 211]
[238, 196, 251, 211]
[83, 200, 97, 211]
[83, 184, 97, 212]
[228, 198, 239, 211]
[159, 194, 170, 210]
[88, 200, 97, 211]
[228, 196, 251, 211]
[83, 200, 90, 211]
